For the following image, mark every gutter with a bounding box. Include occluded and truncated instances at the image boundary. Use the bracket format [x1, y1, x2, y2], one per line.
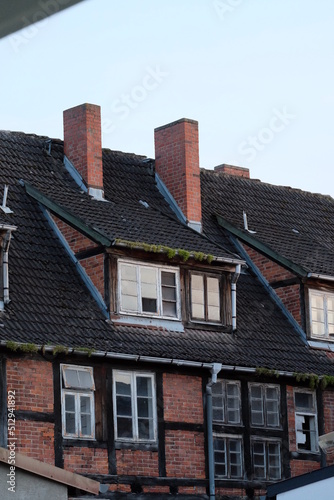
[307, 273, 334, 283]
[231, 264, 241, 330]
[0, 340, 298, 377]
[206, 363, 222, 500]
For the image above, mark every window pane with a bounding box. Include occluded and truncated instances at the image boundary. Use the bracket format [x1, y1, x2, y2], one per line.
[80, 396, 92, 436]
[268, 443, 281, 480]
[162, 286, 176, 301]
[214, 438, 226, 478]
[138, 418, 154, 440]
[229, 439, 242, 478]
[253, 442, 266, 479]
[65, 394, 76, 434]
[116, 373, 132, 395]
[64, 369, 80, 388]
[141, 267, 157, 286]
[161, 271, 176, 287]
[137, 376, 153, 397]
[266, 387, 280, 427]
[142, 297, 157, 313]
[250, 386, 264, 426]
[122, 294, 138, 312]
[226, 383, 240, 424]
[191, 275, 205, 319]
[141, 282, 157, 299]
[295, 392, 313, 410]
[121, 264, 137, 281]
[207, 277, 220, 306]
[208, 306, 220, 322]
[121, 264, 138, 312]
[117, 395, 132, 416]
[163, 301, 177, 317]
[117, 417, 133, 439]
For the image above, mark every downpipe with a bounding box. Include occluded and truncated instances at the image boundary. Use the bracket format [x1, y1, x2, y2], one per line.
[2, 230, 12, 304]
[231, 264, 241, 331]
[206, 363, 222, 500]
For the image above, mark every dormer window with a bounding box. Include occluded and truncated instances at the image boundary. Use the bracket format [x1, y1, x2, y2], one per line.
[118, 260, 180, 319]
[190, 272, 222, 323]
[309, 290, 334, 340]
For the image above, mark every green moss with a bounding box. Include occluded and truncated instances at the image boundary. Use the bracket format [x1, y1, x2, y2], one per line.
[177, 249, 190, 262]
[256, 367, 280, 378]
[6, 341, 19, 352]
[166, 247, 176, 259]
[19, 343, 39, 354]
[74, 347, 95, 357]
[52, 345, 69, 356]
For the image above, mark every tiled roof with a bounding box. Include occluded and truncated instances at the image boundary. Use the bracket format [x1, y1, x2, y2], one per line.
[0, 130, 333, 376]
[201, 169, 334, 276]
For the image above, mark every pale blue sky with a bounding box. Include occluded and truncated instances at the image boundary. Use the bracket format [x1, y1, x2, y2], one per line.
[1, 0, 334, 197]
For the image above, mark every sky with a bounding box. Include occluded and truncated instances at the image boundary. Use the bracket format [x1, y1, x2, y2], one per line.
[1, 0, 334, 197]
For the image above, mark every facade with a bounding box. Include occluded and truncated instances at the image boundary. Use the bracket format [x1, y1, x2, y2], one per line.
[0, 103, 334, 499]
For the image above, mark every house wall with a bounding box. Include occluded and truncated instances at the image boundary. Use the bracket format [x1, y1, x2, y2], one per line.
[3, 354, 331, 499]
[242, 243, 302, 325]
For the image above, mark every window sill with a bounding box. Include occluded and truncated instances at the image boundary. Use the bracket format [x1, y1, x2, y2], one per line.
[115, 440, 158, 452]
[112, 314, 184, 332]
[185, 320, 232, 332]
[308, 339, 334, 351]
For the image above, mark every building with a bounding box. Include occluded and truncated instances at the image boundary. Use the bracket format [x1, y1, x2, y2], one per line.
[0, 103, 334, 499]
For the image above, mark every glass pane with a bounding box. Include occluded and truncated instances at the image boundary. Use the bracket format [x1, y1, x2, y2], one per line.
[226, 383, 240, 423]
[163, 301, 177, 317]
[65, 394, 76, 434]
[81, 413, 92, 436]
[312, 321, 325, 337]
[64, 369, 80, 388]
[65, 393, 75, 412]
[192, 302, 205, 319]
[253, 441, 266, 479]
[328, 296, 334, 311]
[214, 438, 226, 478]
[121, 264, 137, 281]
[121, 294, 138, 312]
[137, 398, 150, 418]
[250, 386, 264, 426]
[161, 271, 176, 287]
[208, 305, 220, 322]
[162, 286, 176, 300]
[115, 373, 132, 395]
[141, 282, 157, 299]
[142, 297, 157, 313]
[80, 395, 91, 413]
[65, 412, 76, 434]
[138, 418, 154, 440]
[137, 376, 153, 397]
[207, 278, 220, 306]
[212, 382, 224, 396]
[117, 395, 132, 416]
[192, 289, 205, 304]
[229, 440, 242, 478]
[121, 280, 137, 295]
[117, 417, 133, 438]
[141, 267, 157, 285]
[213, 408, 224, 421]
[266, 387, 279, 427]
[295, 392, 313, 410]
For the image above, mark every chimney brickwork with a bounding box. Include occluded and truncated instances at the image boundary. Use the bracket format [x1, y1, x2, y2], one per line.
[154, 118, 202, 230]
[63, 103, 103, 191]
[214, 164, 250, 178]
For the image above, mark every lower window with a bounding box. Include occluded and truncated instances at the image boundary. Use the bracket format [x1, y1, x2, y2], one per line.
[61, 364, 95, 439]
[213, 435, 243, 479]
[294, 390, 318, 452]
[113, 370, 156, 442]
[252, 439, 281, 480]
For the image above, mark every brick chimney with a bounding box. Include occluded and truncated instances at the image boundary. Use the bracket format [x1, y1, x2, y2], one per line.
[154, 118, 202, 232]
[63, 103, 104, 200]
[214, 164, 250, 178]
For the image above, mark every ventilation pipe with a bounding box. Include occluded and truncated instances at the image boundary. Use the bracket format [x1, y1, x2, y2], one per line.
[2, 230, 12, 304]
[206, 363, 222, 500]
[231, 264, 241, 331]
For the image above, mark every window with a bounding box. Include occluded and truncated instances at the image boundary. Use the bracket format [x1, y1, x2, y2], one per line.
[190, 273, 221, 323]
[251, 439, 281, 481]
[214, 435, 243, 479]
[113, 371, 156, 442]
[309, 290, 334, 339]
[249, 384, 280, 428]
[212, 380, 241, 424]
[294, 390, 318, 452]
[119, 260, 180, 319]
[61, 365, 95, 439]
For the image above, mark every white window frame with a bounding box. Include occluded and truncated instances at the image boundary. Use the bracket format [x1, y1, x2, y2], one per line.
[213, 434, 244, 479]
[118, 259, 181, 320]
[113, 370, 157, 443]
[251, 438, 282, 481]
[61, 364, 95, 440]
[190, 271, 222, 324]
[309, 289, 334, 340]
[294, 389, 318, 453]
[212, 380, 241, 425]
[249, 383, 280, 429]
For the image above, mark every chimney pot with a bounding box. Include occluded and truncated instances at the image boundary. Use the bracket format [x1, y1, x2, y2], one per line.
[214, 164, 250, 178]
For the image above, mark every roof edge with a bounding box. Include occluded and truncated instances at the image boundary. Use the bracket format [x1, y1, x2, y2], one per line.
[216, 214, 308, 277]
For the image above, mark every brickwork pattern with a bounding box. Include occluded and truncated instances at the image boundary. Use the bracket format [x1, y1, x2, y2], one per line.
[115, 449, 159, 476]
[163, 373, 203, 423]
[155, 119, 202, 224]
[165, 430, 205, 478]
[15, 420, 55, 465]
[63, 103, 103, 189]
[64, 447, 108, 474]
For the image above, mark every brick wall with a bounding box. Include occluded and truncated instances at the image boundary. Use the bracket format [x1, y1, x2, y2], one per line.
[165, 430, 205, 478]
[15, 420, 55, 465]
[7, 358, 54, 412]
[155, 118, 201, 225]
[64, 447, 108, 474]
[115, 449, 159, 476]
[163, 373, 203, 423]
[290, 460, 320, 476]
[242, 243, 302, 325]
[63, 103, 103, 190]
